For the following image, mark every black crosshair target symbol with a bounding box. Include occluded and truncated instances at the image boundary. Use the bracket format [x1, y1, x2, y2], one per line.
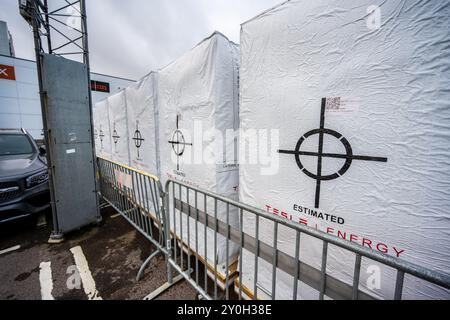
[278, 98, 388, 208]
[132, 121, 145, 158]
[168, 115, 192, 171]
[112, 122, 121, 153]
[99, 125, 105, 149]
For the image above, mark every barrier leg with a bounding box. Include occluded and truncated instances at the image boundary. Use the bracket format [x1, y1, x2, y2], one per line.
[143, 273, 185, 300]
[166, 239, 173, 285]
[136, 249, 161, 281]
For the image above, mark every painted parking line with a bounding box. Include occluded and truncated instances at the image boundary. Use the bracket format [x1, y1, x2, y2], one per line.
[70, 246, 102, 300]
[0, 245, 21, 256]
[39, 261, 54, 300]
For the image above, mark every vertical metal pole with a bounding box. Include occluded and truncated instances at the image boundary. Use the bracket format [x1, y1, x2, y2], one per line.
[253, 215, 260, 300]
[238, 208, 243, 300]
[293, 231, 300, 300]
[80, 0, 101, 220]
[213, 198, 218, 300]
[319, 242, 328, 300]
[225, 203, 230, 300]
[194, 190, 199, 286]
[187, 187, 191, 275]
[352, 254, 362, 300]
[271, 222, 278, 300]
[43, 0, 52, 54]
[204, 194, 208, 293]
[173, 183, 177, 265]
[179, 184, 184, 271]
[164, 184, 173, 285]
[394, 270, 405, 300]
[30, 1, 61, 240]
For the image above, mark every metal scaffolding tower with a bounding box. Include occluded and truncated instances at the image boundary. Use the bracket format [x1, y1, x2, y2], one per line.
[19, 0, 100, 241]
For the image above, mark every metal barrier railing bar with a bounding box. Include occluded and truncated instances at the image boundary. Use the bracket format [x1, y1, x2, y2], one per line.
[97, 157, 450, 300]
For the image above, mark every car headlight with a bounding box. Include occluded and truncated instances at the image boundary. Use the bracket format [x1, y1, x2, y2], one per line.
[26, 171, 49, 188]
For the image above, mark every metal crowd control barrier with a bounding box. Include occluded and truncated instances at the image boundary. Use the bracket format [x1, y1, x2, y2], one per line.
[97, 157, 450, 300]
[163, 179, 450, 301]
[97, 157, 183, 299]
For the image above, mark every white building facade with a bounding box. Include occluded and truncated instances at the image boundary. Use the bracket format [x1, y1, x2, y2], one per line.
[0, 54, 134, 140]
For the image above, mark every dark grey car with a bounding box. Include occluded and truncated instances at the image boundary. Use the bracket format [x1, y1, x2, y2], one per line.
[0, 129, 50, 224]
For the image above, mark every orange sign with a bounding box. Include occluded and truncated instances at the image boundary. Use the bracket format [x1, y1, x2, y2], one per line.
[0, 64, 16, 81]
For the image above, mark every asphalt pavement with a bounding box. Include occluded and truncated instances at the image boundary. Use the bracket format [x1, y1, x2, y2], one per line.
[0, 207, 198, 300]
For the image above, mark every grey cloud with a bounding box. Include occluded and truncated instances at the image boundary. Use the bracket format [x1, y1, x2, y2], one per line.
[1, 0, 282, 79]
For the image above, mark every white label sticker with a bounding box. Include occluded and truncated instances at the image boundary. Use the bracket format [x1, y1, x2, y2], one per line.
[326, 97, 360, 115]
[114, 169, 132, 189]
[66, 149, 76, 154]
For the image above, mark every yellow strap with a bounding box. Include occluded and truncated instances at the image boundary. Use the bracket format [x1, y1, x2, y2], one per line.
[97, 156, 160, 182]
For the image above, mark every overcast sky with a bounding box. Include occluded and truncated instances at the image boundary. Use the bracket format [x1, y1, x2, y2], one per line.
[0, 0, 282, 80]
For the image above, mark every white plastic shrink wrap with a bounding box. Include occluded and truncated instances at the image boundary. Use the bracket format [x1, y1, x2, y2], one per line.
[93, 99, 112, 160]
[158, 32, 240, 276]
[239, 0, 450, 299]
[107, 90, 130, 166]
[125, 72, 159, 176]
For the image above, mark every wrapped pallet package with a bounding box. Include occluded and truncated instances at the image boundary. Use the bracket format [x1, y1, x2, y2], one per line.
[158, 32, 240, 285]
[107, 90, 130, 166]
[238, 0, 450, 299]
[125, 72, 159, 176]
[124, 72, 160, 218]
[93, 99, 112, 160]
